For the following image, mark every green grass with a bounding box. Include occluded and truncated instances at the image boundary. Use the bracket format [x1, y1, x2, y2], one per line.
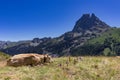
[0, 52, 10, 61]
[0, 56, 120, 80]
[88, 28, 120, 44]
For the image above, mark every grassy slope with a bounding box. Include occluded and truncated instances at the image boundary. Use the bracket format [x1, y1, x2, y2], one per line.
[0, 52, 10, 61]
[88, 28, 120, 44]
[0, 57, 120, 80]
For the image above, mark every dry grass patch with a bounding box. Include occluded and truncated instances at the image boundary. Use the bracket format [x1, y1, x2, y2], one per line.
[0, 56, 119, 80]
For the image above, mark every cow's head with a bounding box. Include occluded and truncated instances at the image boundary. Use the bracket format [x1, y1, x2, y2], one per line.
[43, 54, 52, 63]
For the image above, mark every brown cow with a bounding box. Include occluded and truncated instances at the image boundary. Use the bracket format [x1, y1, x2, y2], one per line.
[7, 53, 52, 67]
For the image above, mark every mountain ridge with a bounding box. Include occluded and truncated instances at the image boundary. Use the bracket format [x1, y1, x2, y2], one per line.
[0, 13, 113, 56]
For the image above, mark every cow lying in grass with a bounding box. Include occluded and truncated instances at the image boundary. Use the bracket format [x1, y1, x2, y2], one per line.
[7, 53, 52, 67]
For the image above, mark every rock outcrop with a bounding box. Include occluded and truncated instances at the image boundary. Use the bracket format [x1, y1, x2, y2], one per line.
[72, 13, 110, 32]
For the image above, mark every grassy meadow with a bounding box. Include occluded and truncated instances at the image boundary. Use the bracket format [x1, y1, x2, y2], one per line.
[0, 54, 120, 80]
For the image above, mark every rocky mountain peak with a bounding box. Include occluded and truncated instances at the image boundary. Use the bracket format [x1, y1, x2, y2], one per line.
[72, 13, 110, 32]
[1, 13, 113, 56]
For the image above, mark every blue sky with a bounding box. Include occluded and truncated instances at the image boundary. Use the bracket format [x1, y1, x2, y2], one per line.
[0, 0, 120, 41]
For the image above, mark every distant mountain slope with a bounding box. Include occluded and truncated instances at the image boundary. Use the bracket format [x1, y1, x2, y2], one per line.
[71, 28, 120, 56]
[0, 40, 31, 49]
[1, 13, 111, 56]
[1, 37, 51, 55]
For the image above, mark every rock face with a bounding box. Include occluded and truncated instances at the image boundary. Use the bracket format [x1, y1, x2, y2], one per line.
[72, 13, 110, 32]
[1, 13, 111, 56]
[32, 37, 51, 43]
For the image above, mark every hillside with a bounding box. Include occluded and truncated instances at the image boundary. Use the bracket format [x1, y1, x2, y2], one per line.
[1, 37, 51, 55]
[0, 40, 31, 50]
[0, 57, 120, 80]
[71, 28, 120, 56]
[88, 28, 120, 44]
